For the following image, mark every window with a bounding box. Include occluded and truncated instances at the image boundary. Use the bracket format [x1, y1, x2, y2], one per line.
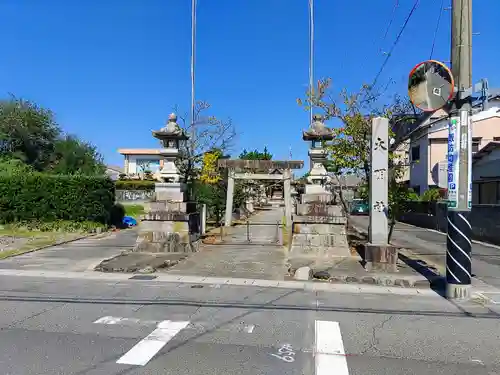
[430, 138, 448, 144]
[478, 182, 497, 204]
[411, 146, 420, 162]
[472, 138, 481, 153]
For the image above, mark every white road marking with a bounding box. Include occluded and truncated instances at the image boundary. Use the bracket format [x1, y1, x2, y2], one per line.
[94, 316, 254, 334]
[315, 320, 349, 375]
[94, 316, 159, 326]
[94, 316, 124, 324]
[244, 324, 255, 333]
[116, 320, 189, 366]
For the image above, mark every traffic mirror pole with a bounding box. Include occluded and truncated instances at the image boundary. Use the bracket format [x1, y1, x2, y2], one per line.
[446, 0, 473, 299]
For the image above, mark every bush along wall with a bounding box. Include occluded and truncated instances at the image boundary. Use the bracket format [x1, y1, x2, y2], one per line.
[0, 174, 116, 225]
[115, 179, 155, 191]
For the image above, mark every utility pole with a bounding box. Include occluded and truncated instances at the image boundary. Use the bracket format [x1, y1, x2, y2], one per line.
[308, 0, 314, 126]
[446, 0, 473, 299]
[190, 0, 197, 137]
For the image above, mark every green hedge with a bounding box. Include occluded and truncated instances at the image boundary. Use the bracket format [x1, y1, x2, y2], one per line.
[115, 179, 155, 190]
[0, 174, 115, 224]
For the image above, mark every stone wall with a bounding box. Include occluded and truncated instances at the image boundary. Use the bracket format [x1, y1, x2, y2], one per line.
[133, 212, 201, 253]
[289, 209, 350, 258]
[116, 189, 154, 203]
[296, 203, 343, 217]
[398, 202, 500, 245]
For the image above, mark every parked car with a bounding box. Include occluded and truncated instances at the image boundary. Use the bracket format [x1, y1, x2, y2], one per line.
[350, 200, 369, 215]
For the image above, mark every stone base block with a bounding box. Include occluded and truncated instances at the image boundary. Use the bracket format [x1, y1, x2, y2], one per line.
[145, 201, 187, 213]
[301, 193, 334, 204]
[364, 243, 398, 273]
[296, 203, 343, 217]
[293, 222, 346, 235]
[304, 185, 330, 195]
[155, 191, 185, 202]
[293, 215, 346, 225]
[138, 216, 191, 231]
[133, 231, 200, 253]
[291, 233, 349, 248]
[154, 182, 186, 202]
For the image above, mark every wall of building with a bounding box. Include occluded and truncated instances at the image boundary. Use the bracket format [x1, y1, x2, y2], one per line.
[473, 148, 500, 180]
[427, 137, 448, 187]
[408, 106, 500, 193]
[409, 135, 429, 194]
[125, 155, 163, 175]
[472, 148, 500, 204]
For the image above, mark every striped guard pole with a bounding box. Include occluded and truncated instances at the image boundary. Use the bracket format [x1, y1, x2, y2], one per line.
[446, 210, 472, 298]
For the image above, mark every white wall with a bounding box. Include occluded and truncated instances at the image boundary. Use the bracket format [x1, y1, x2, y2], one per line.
[409, 135, 429, 194]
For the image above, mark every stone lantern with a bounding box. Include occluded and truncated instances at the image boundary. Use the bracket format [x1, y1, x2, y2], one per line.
[152, 113, 189, 202]
[302, 114, 334, 195]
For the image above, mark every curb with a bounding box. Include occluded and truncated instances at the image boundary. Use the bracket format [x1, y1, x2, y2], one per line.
[0, 269, 439, 297]
[326, 274, 432, 289]
[344, 223, 439, 289]
[349, 222, 447, 274]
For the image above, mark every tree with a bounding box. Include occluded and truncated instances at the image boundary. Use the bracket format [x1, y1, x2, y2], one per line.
[172, 101, 236, 198]
[239, 146, 272, 160]
[200, 149, 223, 184]
[0, 157, 35, 175]
[0, 96, 60, 171]
[0, 96, 106, 175]
[48, 135, 105, 175]
[195, 149, 246, 225]
[298, 79, 420, 241]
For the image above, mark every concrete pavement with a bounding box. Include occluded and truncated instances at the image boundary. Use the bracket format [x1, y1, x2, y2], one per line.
[0, 272, 499, 374]
[167, 207, 287, 280]
[349, 216, 500, 289]
[0, 229, 138, 272]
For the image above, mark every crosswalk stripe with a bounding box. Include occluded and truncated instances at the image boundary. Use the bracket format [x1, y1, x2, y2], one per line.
[315, 320, 350, 375]
[95, 315, 350, 371]
[116, 320, 189, 366]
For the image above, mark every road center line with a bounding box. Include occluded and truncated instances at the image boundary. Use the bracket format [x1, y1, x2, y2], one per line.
[116, 320, 190, 366]
[315, 320, 349, 375]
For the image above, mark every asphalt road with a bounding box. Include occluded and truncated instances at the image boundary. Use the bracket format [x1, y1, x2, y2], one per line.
[1, 273, 499, 374]
[350, 216, 500, 288]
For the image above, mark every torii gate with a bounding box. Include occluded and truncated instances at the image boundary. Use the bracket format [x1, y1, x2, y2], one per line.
[218, 159, 304, 227]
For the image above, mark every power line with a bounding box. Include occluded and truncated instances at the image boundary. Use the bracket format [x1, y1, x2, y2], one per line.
[370, 0, 421, 90]
[429, 0, 445, 59]
[379, 0, 400, 51]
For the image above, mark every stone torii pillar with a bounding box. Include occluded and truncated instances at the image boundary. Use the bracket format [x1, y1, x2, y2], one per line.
[365, 117, 397, 272]
[283, 169, 292, 227]
[224, 169, 235, 227]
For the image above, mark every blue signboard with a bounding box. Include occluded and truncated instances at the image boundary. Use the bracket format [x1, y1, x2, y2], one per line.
[447, 117, 459, 209]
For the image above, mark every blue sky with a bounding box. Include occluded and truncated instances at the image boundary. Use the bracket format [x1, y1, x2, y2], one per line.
[1, 1, 498, 170]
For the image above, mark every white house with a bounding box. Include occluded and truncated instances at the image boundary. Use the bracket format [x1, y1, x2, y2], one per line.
[117, 149, 165, 178]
